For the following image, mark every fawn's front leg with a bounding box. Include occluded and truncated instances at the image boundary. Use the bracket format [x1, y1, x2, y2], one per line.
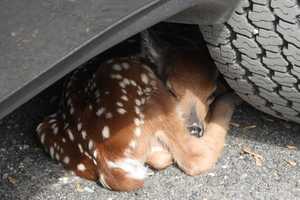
[154, 93, 240, 176]
[184, 92, 242, 173]
[149, 112, 209, 176]
[143, 94, 204, 174]
[146, 136, 173, 170]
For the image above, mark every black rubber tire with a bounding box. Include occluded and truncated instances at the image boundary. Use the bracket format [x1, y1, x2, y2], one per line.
[200, 0, 300, 123]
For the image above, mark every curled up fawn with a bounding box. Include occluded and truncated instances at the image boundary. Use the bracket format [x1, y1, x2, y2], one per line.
[36, 30, 241, 191]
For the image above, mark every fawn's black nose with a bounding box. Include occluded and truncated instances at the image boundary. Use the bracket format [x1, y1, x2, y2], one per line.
[185, 104, 204, 137]
[187, 122, 203, 137]
[183, 104, 204, 137]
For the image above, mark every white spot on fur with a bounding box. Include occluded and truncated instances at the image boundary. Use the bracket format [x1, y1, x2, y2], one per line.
[65, 92, 70, 99]
[49, 113, 57, 118]
[121, 95, 128, 101]
[81, 130, 87, 140]
[96, 107, 105, 117]
[130, 80, 137, 86]
[141, 73, 149, 84]
[84, 152, 92, 160]
[88, 140, 94, 150]
[63, 123, 69, 129]
[55, 153, 60, 161]
[129, 140, 137, 148]
[70, 107, 74, 115]
[50, 147, 54, 159]
[121, 89, 127, 94]
[63, 156, 70, 164]
[77, 123, 82, 131]
[134, 118, 143, 126]
[67, 129, 74, 141]
[107, 159, 147, 180]
[134, 127, 141, 137]
[77, 163, 86, 171]
[150, 80, 156, 86]
[49, 119, 57, 124]
[123, 78, 130, 85]
[135, 99, 141, 106]
[40, 133, 45, 144]
[110, 74, 122, 80]
[67, 81, 72, 89]
[93, 159, 97, 165]
[149, 71, 156, 79]
[142, 64, 152, 72]
[137, 89, 143, 96]
[78, 144, 84, 153]
[122, 62, 130, 69]
[119, 81, 126, 88]
[117, 108, 126, 114]
[92, 83, 97, 89]
[67, 98, 72, 106]
[135, 106, 141, 114]
[93, 150, 98, 158]
[116, 102, 123, 107]
[139, 113, 145, 119]
[112, 64, 122, 71]
[105, 112, 113, 119]
[51, 124, 59, 135]
[94, 90, 100, 98]
[36, 123, 43, 133]
[144, 87, 152, 93]
[102, 126, 110, 138]
[53, 127, 59, 135]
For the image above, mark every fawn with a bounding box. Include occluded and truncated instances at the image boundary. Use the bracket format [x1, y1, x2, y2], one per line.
[36, 32, 240, 191]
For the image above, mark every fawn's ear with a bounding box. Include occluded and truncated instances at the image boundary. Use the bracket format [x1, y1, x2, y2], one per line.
[140, 29, 175, 81]
[165, 79, 178, 99]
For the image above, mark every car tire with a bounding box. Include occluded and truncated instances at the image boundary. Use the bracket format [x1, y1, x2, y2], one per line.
[200, 0, 300, 123]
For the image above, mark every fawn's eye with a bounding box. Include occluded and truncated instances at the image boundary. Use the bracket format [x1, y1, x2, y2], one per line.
[206, 85, 217, 105]
[207, 93, 216, 105]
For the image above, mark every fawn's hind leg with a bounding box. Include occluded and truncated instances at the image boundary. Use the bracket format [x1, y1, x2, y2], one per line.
[37, 116, 146, 191]
[36, 115, 98, 181]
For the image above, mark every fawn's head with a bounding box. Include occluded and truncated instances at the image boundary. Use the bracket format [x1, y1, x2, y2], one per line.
[141, 29, 218, 136]
[166, 49, 218, 136]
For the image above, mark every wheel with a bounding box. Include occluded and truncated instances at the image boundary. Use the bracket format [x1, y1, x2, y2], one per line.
[200, 0, 300, 123]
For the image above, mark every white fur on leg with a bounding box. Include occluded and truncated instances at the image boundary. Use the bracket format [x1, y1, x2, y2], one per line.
[107, 158, 147, 180]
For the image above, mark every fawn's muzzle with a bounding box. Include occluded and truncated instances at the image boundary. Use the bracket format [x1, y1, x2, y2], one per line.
[185, 105, 204, 137]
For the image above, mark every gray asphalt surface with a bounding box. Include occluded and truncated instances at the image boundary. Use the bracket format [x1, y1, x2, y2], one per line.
[1, 25, 300, 200]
